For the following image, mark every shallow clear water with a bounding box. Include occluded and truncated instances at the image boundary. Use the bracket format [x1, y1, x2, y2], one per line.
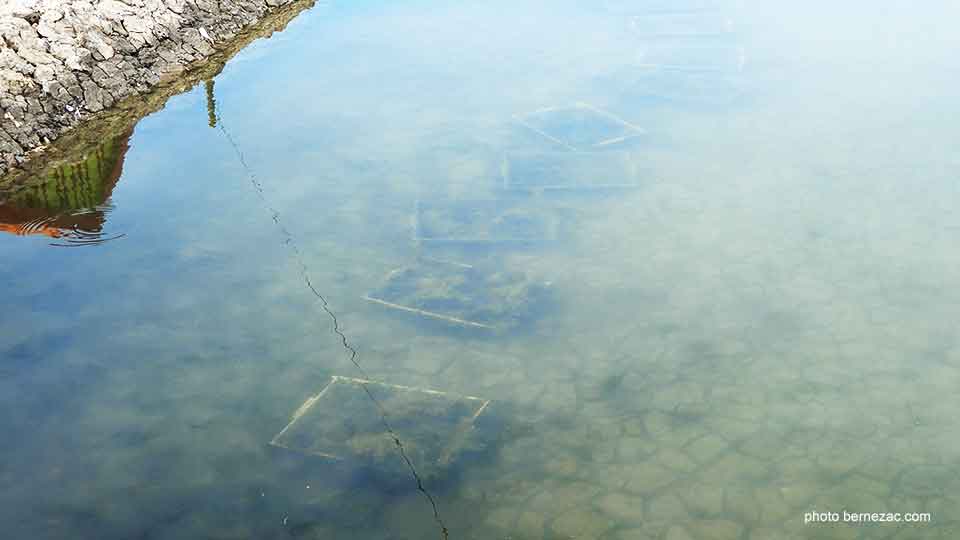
[2, 1, 960, 539]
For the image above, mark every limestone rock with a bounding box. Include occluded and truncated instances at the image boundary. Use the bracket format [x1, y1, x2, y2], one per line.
[595, 492, 644, 524]
[688, 519, 744, 540]
[516, 510, 545, 539]
[483, 506, 519, 532]
[551, 508, 613, 539]
[665, 525, 695, 540]
[679, 483, 723, 517]
[623, 461, 676, 495]
[615, 529, 654, 540]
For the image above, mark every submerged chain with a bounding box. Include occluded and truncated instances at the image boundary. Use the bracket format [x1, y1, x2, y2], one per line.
[214, 107, 450, 540]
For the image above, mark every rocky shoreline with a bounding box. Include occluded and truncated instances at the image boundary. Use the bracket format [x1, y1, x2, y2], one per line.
[0, 0, 314, 184]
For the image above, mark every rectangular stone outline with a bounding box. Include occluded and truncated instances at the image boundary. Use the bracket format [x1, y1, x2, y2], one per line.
[363, 262, 496, 329]
[270, 375, 491, 460]
[512, 102, 646, 152]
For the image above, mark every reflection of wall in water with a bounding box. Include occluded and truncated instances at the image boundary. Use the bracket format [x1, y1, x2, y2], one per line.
[206, 79, 218, 128]
[0, 131, 131, 240]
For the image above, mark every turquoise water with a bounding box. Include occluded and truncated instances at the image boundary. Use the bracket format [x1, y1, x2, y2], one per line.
[2, 1, 960, 538]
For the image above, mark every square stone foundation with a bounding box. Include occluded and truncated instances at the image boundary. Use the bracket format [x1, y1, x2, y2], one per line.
[271, 376, 491, 476]
[513, 102, 645, 151]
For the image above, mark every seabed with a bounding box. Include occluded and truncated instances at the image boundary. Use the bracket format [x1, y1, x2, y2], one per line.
[501, 151, 646, 193]
[364, 258, 550, 331]
[628, 12, 736, 38]
[271, 376, 490, 477]
[414, 199, 561, 246]
[513, 102, 646, 152]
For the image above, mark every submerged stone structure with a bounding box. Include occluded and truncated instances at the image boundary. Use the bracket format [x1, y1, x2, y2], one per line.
[0, 0, 311, 181]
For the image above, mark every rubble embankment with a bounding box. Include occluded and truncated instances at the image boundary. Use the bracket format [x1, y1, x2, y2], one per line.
[0, 0, 311, 183]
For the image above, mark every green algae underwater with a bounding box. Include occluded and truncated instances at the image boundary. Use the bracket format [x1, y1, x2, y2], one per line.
[1, 0, 960, 539]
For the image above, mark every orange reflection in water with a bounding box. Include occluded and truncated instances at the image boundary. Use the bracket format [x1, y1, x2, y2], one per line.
[0, 131, 131, 246]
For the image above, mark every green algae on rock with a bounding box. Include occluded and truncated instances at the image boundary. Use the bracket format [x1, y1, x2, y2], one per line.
[0, 128, 130, 244]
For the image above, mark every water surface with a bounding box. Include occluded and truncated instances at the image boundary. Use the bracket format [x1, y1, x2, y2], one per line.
[2, 1, 959, 539]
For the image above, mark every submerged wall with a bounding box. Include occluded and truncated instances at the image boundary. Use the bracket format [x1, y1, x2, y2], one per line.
[0, 0, 309, 180]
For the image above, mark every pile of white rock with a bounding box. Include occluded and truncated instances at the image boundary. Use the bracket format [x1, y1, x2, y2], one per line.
[0, 0, 297, 176]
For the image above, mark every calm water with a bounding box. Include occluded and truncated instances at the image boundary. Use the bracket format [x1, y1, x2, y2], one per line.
[2, 1, 960, 539]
